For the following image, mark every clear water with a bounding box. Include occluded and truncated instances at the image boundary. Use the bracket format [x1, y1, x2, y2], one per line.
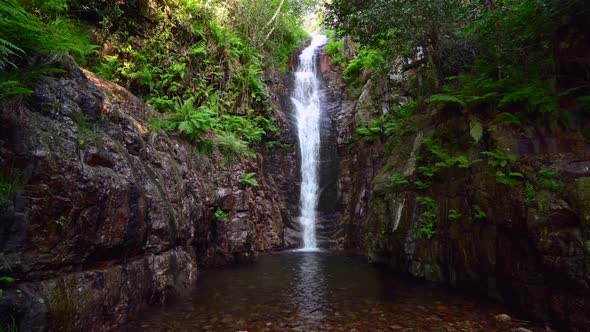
[291, 35, 328, 250]
[124, 252, 544, 332]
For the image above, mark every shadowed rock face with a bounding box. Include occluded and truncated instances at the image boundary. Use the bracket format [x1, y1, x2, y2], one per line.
[0, 58, 295, 331]
[320, 50, 590, 331]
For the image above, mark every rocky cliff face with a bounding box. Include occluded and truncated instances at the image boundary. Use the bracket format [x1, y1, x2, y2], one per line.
[0, 59, 296, 331]
[320, 53, 590, 331]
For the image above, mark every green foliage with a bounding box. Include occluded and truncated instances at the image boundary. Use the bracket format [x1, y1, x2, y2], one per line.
[578, 96, 590, 110]
[218, 0, 311, 70]
[494, 112, 522, 126]
[212, 133, 255, 159]
[0, 80, 33, 100]
[525, 182, 537, 203]
[416, 196, 436, 239]
[448, 209, 462, 220]
[469, 119, 483, 144]
[48, 18, 98, 66]
[325, 0, 589, 131]
[167, 98, 217, 141]
[214, 208, 229, 222]
[88, 0, 299, 153]
[72, 112, 100, 148]
[324, 38, 346, 66]
[0, 0, 95, 100]
[417, 136, 481, 180]
[482, 150, 523, 185]
[239, 172, 259, 187]
[219, 115, 266, 145]
[20, 0, 69, 14]
[472, 205, 487, 221]
[537, 169, 560, 191]
[343, 48, 384, 83]
[356, 123, 381, 142]
[325, 0, 464, 66]
[386, 173, 408, 189]
[356, 101, 416, 142]
[414, 180, 431, 190]
[525, 168, 560, 209]
[0, 277, 15, 284]
[54, 216, 67, 227]
[0, 166, 21, 207]
[427, 94, 466, 108]
[266, 141, 292, 149]
[0, 314, 16, 332]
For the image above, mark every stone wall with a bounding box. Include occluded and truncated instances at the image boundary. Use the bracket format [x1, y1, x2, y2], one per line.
[0, 58, 296, 330]
[321, 51, 590, 331]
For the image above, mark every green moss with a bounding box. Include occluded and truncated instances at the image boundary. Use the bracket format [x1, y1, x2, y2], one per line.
[424, 263, 444, 282]
[573, 177, 590, 228]
[571, 178, 590, 273]
[47, 280, 77, 332]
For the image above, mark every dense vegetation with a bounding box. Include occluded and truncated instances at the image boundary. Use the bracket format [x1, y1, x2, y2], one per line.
[325, 0, 590, 129]
[1, 0, 312, 155]
[324, 0, 590, 237]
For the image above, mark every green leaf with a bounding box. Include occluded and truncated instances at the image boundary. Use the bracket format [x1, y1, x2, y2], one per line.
[469, 119, 483, 144]
[239, 172, 259, 187]
[0, 276, 15, 283]
[426, 94, 466, 107]
[178, 121, 194, 135]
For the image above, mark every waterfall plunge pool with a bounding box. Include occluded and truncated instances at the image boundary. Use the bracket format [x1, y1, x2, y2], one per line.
[124, 251, 544, 331]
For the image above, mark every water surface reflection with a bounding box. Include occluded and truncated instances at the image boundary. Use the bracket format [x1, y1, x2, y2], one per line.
[292, 253, 325, 326]
[125, 252, 544, 332]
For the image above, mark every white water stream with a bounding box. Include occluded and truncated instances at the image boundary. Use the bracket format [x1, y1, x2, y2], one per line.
[292, 35, 327, 251]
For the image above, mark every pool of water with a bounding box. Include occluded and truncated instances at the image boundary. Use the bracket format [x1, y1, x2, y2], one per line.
[124, 252, 544, 332]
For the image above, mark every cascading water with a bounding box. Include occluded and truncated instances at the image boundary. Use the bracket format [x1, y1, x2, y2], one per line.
[291, 35, 327, 251]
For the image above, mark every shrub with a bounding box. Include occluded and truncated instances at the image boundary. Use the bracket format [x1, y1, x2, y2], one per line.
[239, 172, 259, 187]
[416, 196, 436, 239]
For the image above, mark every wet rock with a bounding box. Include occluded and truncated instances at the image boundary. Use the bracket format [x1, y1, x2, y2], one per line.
[0, 59, 294, 330]
[495, 314, 512, 322]
[513, 328, 533, 332]
[322, 49, 590, 331]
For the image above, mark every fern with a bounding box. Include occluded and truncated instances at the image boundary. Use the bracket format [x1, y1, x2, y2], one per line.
[577, 96, 590, 110]
[386, 173, 409, 189]
[473, 205, 487, 220]
[0, 38, 23, 70]
[416, 196, 436, 239]
[426, 94, 466, 107]
[213, 132, 255, 157]
[469, 119, 483, 144]
[494, 112, 521, 126]
[448, 209, 462, 220]
[190, 40, 207, 56]
[239, 172, 259, 187]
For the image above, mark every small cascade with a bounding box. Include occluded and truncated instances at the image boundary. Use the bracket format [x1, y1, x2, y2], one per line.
[291, 35, 327, 251]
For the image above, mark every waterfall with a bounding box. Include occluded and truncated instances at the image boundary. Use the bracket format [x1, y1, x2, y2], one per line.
[291, 35, 327, 251]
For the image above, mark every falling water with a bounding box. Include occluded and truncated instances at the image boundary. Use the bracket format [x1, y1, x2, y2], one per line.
[291, 35, 327, 251]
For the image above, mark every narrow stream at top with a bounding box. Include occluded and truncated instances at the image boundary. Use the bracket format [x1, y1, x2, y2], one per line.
[291, 35, 327, 251]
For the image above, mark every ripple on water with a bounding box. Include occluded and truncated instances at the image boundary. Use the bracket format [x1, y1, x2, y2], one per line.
[124, 252, 546, 332]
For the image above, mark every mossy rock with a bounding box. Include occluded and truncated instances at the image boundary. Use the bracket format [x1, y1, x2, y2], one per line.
[47, 280, 78, 332]
[571, 177, 590, 229]
[424, 263, 445, 282]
